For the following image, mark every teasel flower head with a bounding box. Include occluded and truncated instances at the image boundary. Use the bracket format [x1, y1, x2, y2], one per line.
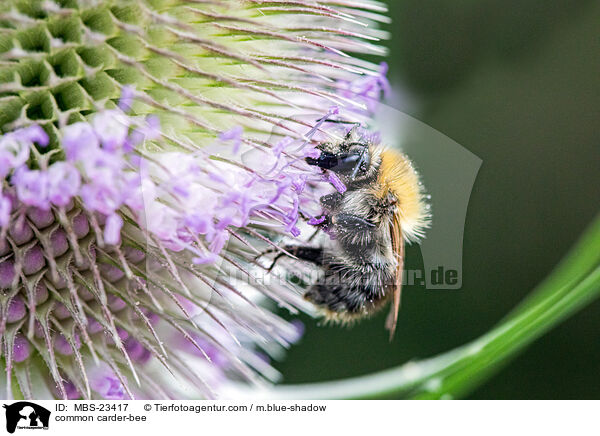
[0, 0, 390, 399]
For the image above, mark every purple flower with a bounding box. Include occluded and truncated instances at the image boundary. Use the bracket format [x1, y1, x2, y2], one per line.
[62, 381, 81, 400]
[308, 215, 326, 226]
[19, 125, 49, 147]
[93, 110, 130, 151]
[81, 148, 124, 180]
[185, 212, 214, 235]
[91, 374, 126, 400]
[12, 167, 50, 209]
[304, 145, 321, 159]
[62, 122, 99, 161]
[208, 230, 229, 254]
[104, 213, 123, 245]
[81, 185, 119, 217]
[118, 85, 135, 112]
[0, 194, 11, 227]
[0, 125, 49, 174]
[339, 62, 390, 113]
[125, 115, 161, 152]
[272, 136, 293, 157]
[121, 173, 147, 211]
[0, 135, 31, 177]
[47, 162, 81, 206]
[143, 202, 180, 247]
[301, 106, 340, 148]
[218, 126, 243, 153]
[0, 0, 392, 400]
[328, 172, 347, 193]
[292, 174, 308, 193]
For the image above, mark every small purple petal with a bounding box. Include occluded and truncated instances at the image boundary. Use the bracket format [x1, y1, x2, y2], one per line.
[304, 146, 321, 159]
[116, 327, 129, 341]
[0, 194, 11, 227]
[308, 215, 327, 225]
[192, 253, 218, 265]
[12, 167, 50, 210]
[328, 172, 347, 193]
[219, 126, 243, 153]
[103, 213, 123, 245]
[80, 183, 121, 216]
[93, 110, 130, 151]
[20, 125, 49, 147]
[47, 162, 81, 207]
[125, 338, 151, 364]
[291, 175, 307, 193]
[272, 137, 293, 157]
[0, 133, 30, 175]
[62, 122, 99, 161]
[118, 85, 135, 112]
[209, 230, 229, 254]
[92, 375, 126, 400]
[63, 380, 81, 400]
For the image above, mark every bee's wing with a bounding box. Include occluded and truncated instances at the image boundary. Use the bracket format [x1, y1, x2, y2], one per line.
[386, 214, 404, 341]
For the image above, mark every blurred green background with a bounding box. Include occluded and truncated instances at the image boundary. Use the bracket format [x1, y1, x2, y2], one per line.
[276, 0, 600, 399]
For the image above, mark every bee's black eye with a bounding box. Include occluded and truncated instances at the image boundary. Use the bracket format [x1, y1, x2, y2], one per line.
[306, 151, 338, 169]
[306, 145, 370, 177]
[339, 153, 361, 170]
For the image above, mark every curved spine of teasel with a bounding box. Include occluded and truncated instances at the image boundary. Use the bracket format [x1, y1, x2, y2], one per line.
[0, 0, 389, 399]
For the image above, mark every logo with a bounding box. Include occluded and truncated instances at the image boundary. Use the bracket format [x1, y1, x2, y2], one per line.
[2, 402, 50, 434]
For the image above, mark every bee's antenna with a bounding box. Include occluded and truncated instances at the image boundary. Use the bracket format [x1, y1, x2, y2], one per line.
[350, 147, 369, 180]
[317, 119, 361, 127]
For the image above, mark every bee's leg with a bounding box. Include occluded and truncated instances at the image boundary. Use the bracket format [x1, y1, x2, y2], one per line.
[263, 245, 325, 272]
[266, 252, 286, 272]
[281, 245, 325, 266]
[320, 192, 343, 210]
[315, 118, 361, 131]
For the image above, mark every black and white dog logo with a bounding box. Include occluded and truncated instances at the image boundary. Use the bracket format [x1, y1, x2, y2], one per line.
[3, 402, 50, 433]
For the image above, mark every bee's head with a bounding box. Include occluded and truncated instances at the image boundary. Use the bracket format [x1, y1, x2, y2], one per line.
[306, 138, 378, 184]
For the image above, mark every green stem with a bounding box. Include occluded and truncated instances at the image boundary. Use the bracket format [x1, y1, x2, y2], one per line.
[270, 214, 600, 399]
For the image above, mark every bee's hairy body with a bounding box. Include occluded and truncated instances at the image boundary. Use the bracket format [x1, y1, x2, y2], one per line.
[288, 126, 429, 333]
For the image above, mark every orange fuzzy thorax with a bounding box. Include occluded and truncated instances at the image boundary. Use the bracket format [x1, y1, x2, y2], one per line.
[376, 148, 429, 242]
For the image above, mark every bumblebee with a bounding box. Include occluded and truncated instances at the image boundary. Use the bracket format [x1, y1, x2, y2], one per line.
[284, 126, 429, 338]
